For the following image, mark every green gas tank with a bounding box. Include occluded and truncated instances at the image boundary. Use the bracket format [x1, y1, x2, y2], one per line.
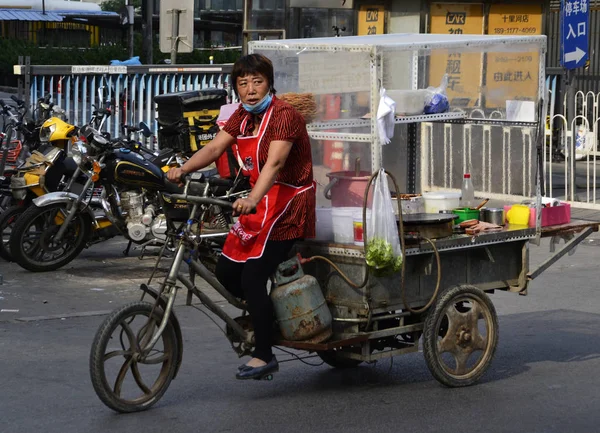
[271, 256, 333, 342]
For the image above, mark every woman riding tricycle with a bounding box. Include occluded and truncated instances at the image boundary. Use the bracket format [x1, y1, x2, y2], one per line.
[90, 53, 322, 411]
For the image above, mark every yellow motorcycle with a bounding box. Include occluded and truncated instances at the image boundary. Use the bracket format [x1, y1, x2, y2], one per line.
[0, 115, 84, 261]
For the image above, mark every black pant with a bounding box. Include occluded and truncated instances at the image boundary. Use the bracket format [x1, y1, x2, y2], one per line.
[215, 239, 297, 363]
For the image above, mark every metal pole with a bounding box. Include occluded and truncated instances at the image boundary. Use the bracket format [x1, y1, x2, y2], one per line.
[24, 56, 31, 113]
[242, 0, 250, 55]
[142, 0, 153, 64]
[565, 68, 577, 201]
[127, 0, 135, 59]
[170, 9, 181, 65]
[17, 55, 23, 103]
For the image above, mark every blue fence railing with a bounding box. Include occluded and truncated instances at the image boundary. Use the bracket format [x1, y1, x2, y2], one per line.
[14, 63, 234, 150]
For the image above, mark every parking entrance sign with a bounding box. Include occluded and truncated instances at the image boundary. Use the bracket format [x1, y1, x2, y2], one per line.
[561, 0, 590, 69]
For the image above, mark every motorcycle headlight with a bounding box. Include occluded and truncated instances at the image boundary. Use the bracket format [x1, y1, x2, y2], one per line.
[70, 140, 90, 167]
[39, 124, 56, 143]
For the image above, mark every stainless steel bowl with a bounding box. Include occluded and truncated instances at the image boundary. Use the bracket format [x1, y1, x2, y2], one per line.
[480, 207, 505, 225]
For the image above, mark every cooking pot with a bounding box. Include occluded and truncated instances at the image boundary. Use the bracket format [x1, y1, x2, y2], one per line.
[391, 193, 425, 215]
[401, 213, 458, 241]
[324, 170, 372, 207]
[479, 207, 505, 225]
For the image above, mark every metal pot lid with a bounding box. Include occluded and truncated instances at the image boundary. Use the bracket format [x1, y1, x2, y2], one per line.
[400, 213, 459, 225]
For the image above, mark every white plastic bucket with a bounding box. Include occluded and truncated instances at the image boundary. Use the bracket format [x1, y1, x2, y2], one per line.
[314, 207, 334, 241]
[423, 192, 461, 214]
[331, 207, 359, 244]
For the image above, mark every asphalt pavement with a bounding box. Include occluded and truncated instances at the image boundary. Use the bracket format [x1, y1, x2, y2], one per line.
[2, 235, 600, 432]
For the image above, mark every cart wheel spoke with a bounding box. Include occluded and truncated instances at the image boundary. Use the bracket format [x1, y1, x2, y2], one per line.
[467, 302, 482, 330]
[453, 349, 472, 376]
[120, 319, 138, 349]
[471, 331, 487, 352]
[104, 349, 133, 362]
[437, 335, 456, 354]
[130, 361, 152, 395]
[141, 351, 171, 365]
[446, 305, 462, 326]
[113, 357, 134, 397]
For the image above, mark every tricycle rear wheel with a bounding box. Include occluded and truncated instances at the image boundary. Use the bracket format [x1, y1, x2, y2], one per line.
[422, 285, 498, 387]
[90, 302, 179, 413]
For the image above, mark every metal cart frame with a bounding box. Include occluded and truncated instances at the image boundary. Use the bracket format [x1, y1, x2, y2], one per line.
[249, 34, 600, 386]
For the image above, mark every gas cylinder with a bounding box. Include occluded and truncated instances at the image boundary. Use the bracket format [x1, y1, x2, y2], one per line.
[271, 256, 333, 342]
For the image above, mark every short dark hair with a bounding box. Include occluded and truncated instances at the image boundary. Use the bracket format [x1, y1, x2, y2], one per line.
[231, 54, 276, 96]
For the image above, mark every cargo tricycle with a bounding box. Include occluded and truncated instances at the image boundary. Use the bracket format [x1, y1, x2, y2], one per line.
[89, 33, 600, 413]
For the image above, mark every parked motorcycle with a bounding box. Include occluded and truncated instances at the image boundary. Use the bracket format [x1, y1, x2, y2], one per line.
[1, 96, 39, 211]
[0, 102, 89, 261]
[0, 94, 63, 175]
[9, 123, 244, 272]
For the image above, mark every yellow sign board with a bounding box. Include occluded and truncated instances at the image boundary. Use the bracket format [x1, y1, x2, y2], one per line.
[485, 4, 542, 108]
[358, 5, 385, 36]
[429, 3, 484, 108]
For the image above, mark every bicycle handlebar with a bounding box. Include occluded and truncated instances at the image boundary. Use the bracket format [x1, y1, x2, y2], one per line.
[10, 95, 25, 107]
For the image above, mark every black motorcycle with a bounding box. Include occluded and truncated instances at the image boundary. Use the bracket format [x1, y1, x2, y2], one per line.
[9, 124, 249, 272]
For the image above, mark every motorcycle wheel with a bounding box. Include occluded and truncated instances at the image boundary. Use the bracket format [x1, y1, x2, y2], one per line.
[90, 302, 178, 413]
[0, 205, 25, 261]
[9, 202, 91, 272]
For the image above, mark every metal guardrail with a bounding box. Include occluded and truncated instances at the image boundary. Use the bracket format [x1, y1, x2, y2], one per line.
[14, 60, 234, 150]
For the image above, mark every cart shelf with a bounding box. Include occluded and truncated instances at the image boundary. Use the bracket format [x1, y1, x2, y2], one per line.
[303, 220, 600, 260]
[306, 112, 468, 132]
[540, 219, 600, 237]
[306, 112, 469, 142]
[302, 223, 536, 258]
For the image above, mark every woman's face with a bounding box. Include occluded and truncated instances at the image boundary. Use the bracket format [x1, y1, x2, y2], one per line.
[236, 73, 270, 106]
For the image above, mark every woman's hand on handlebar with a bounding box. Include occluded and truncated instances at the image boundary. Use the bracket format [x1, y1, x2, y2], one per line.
[232, 197, 257, 216]
[167, 166, 186, 185]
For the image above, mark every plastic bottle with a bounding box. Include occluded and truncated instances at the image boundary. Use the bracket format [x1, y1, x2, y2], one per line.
[460, 173, 475, 208]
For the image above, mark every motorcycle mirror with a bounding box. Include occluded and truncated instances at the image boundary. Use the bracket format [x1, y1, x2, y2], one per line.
[138, 121, 152, 138]
[97, 86, 105, 103]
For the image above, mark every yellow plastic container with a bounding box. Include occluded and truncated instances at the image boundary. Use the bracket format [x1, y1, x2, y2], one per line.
[506, 204, 530, 225]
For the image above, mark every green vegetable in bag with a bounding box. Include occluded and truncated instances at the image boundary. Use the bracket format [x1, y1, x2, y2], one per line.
[365, 237, 403, 277]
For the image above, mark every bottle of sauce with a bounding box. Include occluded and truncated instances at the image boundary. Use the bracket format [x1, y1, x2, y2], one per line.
[460, 173, 475, 208]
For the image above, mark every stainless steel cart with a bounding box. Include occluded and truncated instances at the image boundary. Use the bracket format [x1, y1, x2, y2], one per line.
[248, 34, 598, 386]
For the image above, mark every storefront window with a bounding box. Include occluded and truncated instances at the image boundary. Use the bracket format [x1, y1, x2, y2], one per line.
[295, 8, 355, 38]
[249, 0, 286, 30]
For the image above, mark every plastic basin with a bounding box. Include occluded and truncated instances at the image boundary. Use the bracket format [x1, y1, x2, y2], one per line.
[452, 207, 480, 223]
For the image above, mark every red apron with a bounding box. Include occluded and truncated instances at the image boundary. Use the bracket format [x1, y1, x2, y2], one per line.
[222, 103, 314, 263]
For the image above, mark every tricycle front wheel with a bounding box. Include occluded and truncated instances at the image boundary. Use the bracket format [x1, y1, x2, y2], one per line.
[422, 285, 498, 387]
[89, 302, 179, 413]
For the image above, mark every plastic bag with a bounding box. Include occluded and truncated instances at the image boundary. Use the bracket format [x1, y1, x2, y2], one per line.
[424, 74, 450, 114]
[109, 56, 142, 66]
[365, 169, 403, 276]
